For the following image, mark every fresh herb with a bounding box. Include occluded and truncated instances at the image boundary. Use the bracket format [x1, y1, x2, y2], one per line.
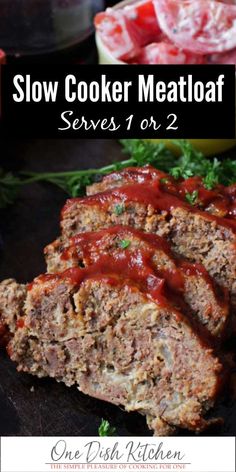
[160, 177, 170, 184]
[185, 190, 199, 206]
[114, 203, 125, 216]
[0, 169, 22, 209]
[202, 159, 220, 190]
[119, 239, 131, 249]
[122, 139, 236, 189]
[167, 140, 223, 189]
[1, 140, 236, 209]
[120, 139, 176, 171]
[98, 419, 116, 437]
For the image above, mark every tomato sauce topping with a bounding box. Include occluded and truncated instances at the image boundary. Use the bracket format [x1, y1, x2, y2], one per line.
[31, 245, 225, 347]
[38, 227, 225, 320]
[62, 169, 236, 232]
[61, 225, 226, 303]
[89, 166, 236, 219]
[32, 252, 168, 306]
[66, 225, 171, 257]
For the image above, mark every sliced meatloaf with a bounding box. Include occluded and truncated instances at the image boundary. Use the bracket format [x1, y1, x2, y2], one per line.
[0, 278, 26, 339]
[5, 264, 223, 435]
[86, 166, 166, 196]
[60, 183, 236, 310]
[87, 166, 236, 219]
[45, 226, 229, 338]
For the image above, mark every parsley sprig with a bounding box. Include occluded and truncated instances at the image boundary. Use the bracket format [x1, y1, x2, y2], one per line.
[1, 140, 236, 210]
[0, 169, 22, 209]
[119, 239, 131, 249]
[185, 190, 199, 206]
[98, 419, 116, 437]
[0, 141, 174, 209]
[114, 204, 125, 216]
[123, 139, 236, 188]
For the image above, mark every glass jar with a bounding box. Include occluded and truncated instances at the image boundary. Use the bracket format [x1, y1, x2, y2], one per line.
[0, 0, 104, 57]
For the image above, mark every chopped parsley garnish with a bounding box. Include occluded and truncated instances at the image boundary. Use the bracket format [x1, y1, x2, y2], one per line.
[202, 159, 220, 190]
[1, 140, 236, 209]
[114, 203, 125, 215]
[185, 190, 199, 206]
[119, 239, 131, 249]
[160, 177, 170, 184]
[98, 419, 116, 437]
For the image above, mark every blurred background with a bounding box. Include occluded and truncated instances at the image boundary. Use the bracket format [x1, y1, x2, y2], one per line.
[0, 0, 117, 64]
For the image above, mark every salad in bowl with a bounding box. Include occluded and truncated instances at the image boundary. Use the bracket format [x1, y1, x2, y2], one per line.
[95, 0, 236, 64]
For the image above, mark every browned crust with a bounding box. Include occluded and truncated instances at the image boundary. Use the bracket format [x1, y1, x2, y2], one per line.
[7, 274, 224, 435]
[44, 226, 230, 339]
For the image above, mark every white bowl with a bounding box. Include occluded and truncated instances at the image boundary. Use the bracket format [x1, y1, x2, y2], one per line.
[95, 0, 236, 152]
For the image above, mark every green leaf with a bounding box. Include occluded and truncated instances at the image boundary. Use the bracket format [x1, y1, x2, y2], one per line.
[2, 140, 236, 209]
[185, 190, 199, 206]
[98, 419, 116, 437]
[119, 239, 131, 249]
[0, 169, 21, 209]
[114, 203, 125, 216]
[203, 173, 218, 190]
[120, 139, 176, 171]
[160, 177, 170, 184]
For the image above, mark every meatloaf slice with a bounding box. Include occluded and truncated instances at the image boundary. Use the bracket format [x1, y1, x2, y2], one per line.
[86, 166, 166, 196]
[6, 266, 223, 435]
[0, 279, 26, 339]
[87, 166, 236, 219]
[60, 183, 236, 309]
[45, 226, 229, 338]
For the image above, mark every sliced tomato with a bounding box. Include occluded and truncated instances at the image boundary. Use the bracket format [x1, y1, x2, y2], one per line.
[136, 42, 206, 64]
[94, 9, 140, 61]
[95, 1, 162, 60]
[123, 0, 162, 46]
[153, 0, 236, 54]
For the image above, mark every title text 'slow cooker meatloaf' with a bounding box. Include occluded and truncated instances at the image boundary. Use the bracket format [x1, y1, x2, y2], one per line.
[3, 263, 223, 436]
[45, 226, 229, 338]
[87, 166, 236, 219]
[61, 181, 236, 309]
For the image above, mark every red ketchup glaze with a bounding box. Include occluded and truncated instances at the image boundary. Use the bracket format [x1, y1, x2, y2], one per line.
[62, 176, 236, 233]
[99, 165, 167, 184]
[31, 248, 220, 344]
[30, 224, 229, 344]
[61, 225, 185, 294]
[16, 318, 25, 329]
[61, 225, 224, 302]
[61, 225, 171, 262]
[93, 167, 236, 222]
[224, 184, 236, 217]
[177, 177, 231, 211]
[110, 168, 236, 216]
[62, 181, 190, 215]
[31, 252, 170, 308]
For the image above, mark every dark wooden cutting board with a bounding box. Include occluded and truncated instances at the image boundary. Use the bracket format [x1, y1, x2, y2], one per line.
[0, 139, 235, 436]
